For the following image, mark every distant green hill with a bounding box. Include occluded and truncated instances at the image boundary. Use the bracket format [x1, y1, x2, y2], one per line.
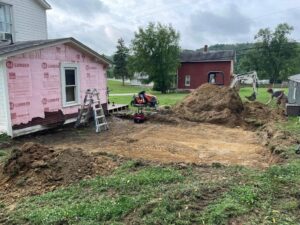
[198, 43, 254, 52]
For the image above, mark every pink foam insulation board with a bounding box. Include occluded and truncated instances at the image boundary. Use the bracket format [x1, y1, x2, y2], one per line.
[7, 44, 107, 126]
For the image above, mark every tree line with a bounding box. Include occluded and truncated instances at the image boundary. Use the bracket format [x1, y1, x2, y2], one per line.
[111, 22, 300, 93]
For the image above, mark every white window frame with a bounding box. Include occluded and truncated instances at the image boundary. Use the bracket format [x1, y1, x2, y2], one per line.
[0, 3, 13, 34]
[60, 63, 81, 107]
[185, 75, 191, 87]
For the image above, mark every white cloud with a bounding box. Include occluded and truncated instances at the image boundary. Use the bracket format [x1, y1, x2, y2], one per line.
[46, 0, 300, 55]
[48, 0, 108, 18]
[192, 4, 251, 35]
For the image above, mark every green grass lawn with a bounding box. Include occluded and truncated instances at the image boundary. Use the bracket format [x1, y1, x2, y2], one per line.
[6, 156, 300, 224]
[109, 93, 188, 107]
[0, 150, 8, 163]
[108, 80, 153, 94]
[0, 134, 11, 163]
[240, 87, 288, 104]
[108, 80, 288, 106]
[108, 80, 188, 107]
[0, 133, 10, 143]
[277, 116, 300, 135]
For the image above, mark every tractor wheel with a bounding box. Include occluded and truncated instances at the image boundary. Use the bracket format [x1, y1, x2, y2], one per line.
[134, 118, 145, 123]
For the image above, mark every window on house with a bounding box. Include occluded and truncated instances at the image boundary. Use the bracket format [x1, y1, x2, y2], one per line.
[185, 75, 191, 87]
[293, 83, 297, 100]
[207, 71, 225, 85]
[0, 4, 12, 33]
[61, 64, 80, 106]
[208, 73, 216, 84]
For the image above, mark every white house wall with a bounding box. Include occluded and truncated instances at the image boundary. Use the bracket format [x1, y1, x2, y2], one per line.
[0, 0, 48, 41]
[0, 60, 9, 134]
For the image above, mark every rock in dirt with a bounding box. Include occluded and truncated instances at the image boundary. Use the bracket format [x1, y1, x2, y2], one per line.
[172, 84, 244, 126]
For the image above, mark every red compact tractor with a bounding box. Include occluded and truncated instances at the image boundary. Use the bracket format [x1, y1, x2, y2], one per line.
[131, 91, 158, 123]
[131, 91, 158, 108]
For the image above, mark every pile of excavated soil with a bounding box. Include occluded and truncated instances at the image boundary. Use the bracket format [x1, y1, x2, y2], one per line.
[0, 142, 120, 202]
[3, 142, 94, 183]
[173, 84, 244, 126]
[258, 123, 299, 157]
[242, 101, 285, 127]
[172, 84, 285, 128]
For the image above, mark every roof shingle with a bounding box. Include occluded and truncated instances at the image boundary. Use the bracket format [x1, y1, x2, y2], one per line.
[0, 38, 111, 65]
[180, 49, 235, 62]
[0, 38, 68, 56]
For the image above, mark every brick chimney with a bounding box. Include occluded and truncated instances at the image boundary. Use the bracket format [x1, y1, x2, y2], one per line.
[204, 45, 208, 53]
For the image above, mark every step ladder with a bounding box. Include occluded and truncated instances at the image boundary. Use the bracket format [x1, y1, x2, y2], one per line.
[75, 89, 109, 133]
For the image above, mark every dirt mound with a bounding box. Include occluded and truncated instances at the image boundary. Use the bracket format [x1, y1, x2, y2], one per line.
[4, 142, 54, 177]
[258, 123, 299, 157]
[172, 84, 286, 128]
[0, 142, 121, 204]
[1, 142, 120, 202]
[173, 84, 244, 126]
[3, 142, 94, 183]
[242, 101, 285, 127]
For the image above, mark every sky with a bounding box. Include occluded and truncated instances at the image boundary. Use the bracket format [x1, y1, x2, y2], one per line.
[46, 0, 300, 56]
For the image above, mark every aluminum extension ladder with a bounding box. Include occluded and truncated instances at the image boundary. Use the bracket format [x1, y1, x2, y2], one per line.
[75, 89, 109, 133]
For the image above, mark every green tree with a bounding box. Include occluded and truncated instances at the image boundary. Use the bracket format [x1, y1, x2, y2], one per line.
[130, 23, 180, 93]
[240, 23, 298, 82]
[113, 38, 130, 86]
[282, 43, 300, 76]
[106, 66, 114, 79]
[239, 49, 266, 77]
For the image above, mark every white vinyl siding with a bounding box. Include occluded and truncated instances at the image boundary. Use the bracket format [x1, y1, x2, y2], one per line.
[0, 0, 48, 41]
[60, 63, 80, 107]
[0, 61, 9, 134]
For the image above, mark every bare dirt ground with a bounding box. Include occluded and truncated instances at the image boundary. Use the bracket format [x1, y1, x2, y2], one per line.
[16, 118, 276, 169]
[0, 117, 284, 208]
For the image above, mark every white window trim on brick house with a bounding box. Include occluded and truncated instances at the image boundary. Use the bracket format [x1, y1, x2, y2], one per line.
[185, 75, 191, 87]
[60, 63, 81, 107]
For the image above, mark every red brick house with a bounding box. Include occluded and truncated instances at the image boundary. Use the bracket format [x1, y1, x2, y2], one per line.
[177, 47, 235, 89]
